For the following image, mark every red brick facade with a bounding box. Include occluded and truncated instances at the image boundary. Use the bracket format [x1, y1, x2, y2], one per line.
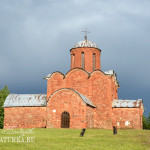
[47, 89, 89, 129]
[70, 47, 101, 72]
[45, 42, 144, 129]
[112, 108, 143, 129]
[46, 69, 117, 129]
[4, 107, 46, 129]
[3, 39, 144, 129]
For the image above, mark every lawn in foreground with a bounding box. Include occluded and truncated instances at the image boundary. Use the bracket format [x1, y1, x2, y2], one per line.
[0, 128, 150, 150]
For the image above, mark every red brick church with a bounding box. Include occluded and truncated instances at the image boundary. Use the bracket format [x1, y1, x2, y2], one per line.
[3, 35, 144, 129]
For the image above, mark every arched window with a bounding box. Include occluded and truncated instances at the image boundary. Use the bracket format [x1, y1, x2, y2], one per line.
[93, 53, 96, 70]
[61, 111, 70, 128]
[81, 52, 84, 69]
[72, 54, 75, 67]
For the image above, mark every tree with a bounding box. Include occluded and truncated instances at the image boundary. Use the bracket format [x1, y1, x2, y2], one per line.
[147, 112, 150, 130]
[0, 85, 10, 129]
[142, 115, 147, 129]
[143, 113, 150, 130]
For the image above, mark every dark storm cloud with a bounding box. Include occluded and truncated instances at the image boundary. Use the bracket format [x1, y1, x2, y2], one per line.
[0, 0, 150, 115]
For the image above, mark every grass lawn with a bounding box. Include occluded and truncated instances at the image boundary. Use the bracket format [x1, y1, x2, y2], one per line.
[0, 128, 150, 150]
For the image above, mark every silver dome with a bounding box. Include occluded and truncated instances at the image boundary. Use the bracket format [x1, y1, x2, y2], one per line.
[73, 40, 98, 48]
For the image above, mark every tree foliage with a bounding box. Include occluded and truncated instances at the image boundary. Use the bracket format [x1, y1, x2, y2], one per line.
[0, 85, 10, 129]
[143, 113, 150, 130]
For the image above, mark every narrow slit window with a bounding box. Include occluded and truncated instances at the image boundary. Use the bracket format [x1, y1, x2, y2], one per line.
[93, 53, 95, 70]
[81, 52, 84, 69]
[72, 54, 75, 67]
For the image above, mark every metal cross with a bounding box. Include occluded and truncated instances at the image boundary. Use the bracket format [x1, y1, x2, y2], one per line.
[82, 28, 90, 40]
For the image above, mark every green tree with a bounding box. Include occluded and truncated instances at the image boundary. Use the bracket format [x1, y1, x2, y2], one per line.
[143, 113, 150, 130]
[142, 115, 147, 129]
[0, 85, 10, 129]
[147, 112, 150, 130]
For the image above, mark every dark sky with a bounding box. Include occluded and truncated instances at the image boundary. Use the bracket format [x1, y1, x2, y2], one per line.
[0, 0, 150, 116]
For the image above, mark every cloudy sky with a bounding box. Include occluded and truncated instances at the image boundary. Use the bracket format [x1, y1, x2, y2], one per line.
[0, 0, 150, 116]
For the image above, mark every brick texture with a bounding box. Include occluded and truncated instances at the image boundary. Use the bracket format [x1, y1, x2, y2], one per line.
[70, 47, 101, 72]
[4, 107, 46, 129]
[47, 89, 92, 129]
[47, 69, 118, 129]
[112, 108, 143, 129]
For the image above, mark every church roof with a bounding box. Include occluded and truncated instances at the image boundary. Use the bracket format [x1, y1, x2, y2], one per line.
[104, 70, 114, 75]
[47, 88, 96, 108]
[112, 99, 144, 109]
[3, 94, 47, 107]
[78, 93, 95, 108]
[3, 92, 95, 108]
[73, 40, 98, 48]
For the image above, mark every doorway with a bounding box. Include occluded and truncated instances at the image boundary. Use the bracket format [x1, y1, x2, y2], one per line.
[61, 111, 70, 128]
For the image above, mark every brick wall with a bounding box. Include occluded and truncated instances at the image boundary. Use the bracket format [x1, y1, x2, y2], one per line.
[47, 89, 88, 129]
[86, 106, 94, 128]
[112, 108, 143, 129]
[47, 68, 117, 129]
[4, 107, 46, 129]
[88, 71, 113, 129]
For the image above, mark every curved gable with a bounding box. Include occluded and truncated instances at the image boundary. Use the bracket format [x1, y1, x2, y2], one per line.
[89, 70, 107, 79]
[64, 68, 89, 95]
[47, 71, 65, 80]
[45, 68, 89, 80]
[65, 68, 89, 79]
[47, 88, 95, 108]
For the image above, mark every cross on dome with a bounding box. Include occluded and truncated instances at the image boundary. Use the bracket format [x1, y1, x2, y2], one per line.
[82, 28, 90, 40]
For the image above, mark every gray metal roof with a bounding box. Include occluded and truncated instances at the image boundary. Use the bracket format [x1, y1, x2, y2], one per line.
[73, 40, 98, 48]
[44, 74, 51, 80]
[79, 93, 96, 108]
[3, 94, 47, 107]
[47, 88, 96, 108]
[112, 99, 144, 109]
[3, 92, 95, 108]
[104, 70, 114, 75]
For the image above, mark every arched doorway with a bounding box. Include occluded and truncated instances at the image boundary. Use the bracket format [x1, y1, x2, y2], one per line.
[61, 111, 70, 128]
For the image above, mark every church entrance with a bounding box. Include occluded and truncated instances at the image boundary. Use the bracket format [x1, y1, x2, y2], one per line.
[61, 111, 70, 128]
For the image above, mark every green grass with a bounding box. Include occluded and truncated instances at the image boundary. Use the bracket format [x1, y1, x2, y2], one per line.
[0, 128, 150, 150]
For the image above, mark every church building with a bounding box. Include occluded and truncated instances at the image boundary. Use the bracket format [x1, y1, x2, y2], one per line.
[3, 35, 144, 129]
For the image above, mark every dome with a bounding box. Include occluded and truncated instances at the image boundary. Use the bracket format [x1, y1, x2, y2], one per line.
[73, 40, 98, 48]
